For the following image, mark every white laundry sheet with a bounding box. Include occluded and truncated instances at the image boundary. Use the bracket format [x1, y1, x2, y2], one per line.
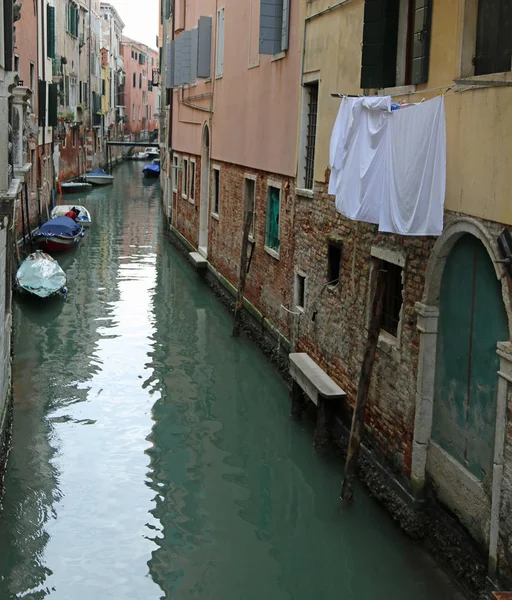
[329, 95, 446, 236]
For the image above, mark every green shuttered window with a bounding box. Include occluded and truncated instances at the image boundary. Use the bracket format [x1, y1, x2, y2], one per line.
[48, 83, 58, 127]
[265, 186, 281, 253]
[47, 5, 56, 59]
[360, 0, 432, 89]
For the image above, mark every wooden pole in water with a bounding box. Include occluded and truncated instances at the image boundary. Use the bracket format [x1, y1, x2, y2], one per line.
[340, 261, 386, 503]
[232, 208, 253, 337]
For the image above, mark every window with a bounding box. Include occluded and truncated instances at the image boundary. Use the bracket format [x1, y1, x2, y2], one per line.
[139, 73, 142, 88]
[102, 79, 106, 96]
[182, 157, 189, 198]
[72, 126, 77, 147]
[259, 0, 290, 55]
[360, 0, 432, 89]
[244, 177, 256, 239]
[30, 62, 35, 90]
[131, 50, 134, 59]
[212, 167, 220, 214]
[66, 3, 79, 37]
[265, 185, 280, 254]
[172, 154, 179, 192]
[138, 105, 141, 120]
[14, 55, 19, 73]
[475, 0, 512, 75]
[303, 82, 318, 191]
[47, 5, 56, 59]
[69, 76, 77, 107]
[295, 273, 306, 310]
[189, 159, 196, 202]
[381, 261, 403, 338]
[135, 52, 138, 60]
[327, 243, 342, 285]
[216, 7, 225, 77]
[133, 72, 136, 87]
[132, 103, 135, 120]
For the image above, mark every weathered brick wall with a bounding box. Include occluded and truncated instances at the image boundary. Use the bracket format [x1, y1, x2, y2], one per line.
[174, 152, 200, 248]
[294, 180, 435, 473]
[173, 156, 295, 338]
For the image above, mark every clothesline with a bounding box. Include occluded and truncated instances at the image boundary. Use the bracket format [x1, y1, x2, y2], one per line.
[330, 84, 455, 100]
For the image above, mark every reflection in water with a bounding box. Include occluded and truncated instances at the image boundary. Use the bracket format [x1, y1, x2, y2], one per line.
[0, 162, 466, 600]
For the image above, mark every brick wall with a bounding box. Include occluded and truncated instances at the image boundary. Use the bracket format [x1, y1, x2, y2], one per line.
[293, 179, 436, 474]
[173, 156, 295, 338]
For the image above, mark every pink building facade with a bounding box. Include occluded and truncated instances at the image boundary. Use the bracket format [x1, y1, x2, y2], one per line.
[162, 0, 301, 339]
[121, 37, 159, 137]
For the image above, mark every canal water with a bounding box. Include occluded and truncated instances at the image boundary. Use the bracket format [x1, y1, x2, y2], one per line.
[0, 162, 465, 599]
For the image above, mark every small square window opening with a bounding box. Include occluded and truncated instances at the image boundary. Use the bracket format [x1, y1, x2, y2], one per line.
[327, 243, 341, 285]
[295, 273, 306, 310]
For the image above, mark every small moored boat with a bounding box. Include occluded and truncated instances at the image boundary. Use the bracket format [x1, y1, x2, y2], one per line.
[144, 147, 159, 159]
[142, 160, 161, 179]
[16, 251, 67, 298]
[83, 168, 114, 186]
[33, 216, 85, 252]
[51, 205, 92, 227]
[59, 181, 93, 194]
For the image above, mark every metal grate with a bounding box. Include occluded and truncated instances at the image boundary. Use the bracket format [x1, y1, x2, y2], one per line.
[304, 82, 318, 191]
[381, 262, 403, 338]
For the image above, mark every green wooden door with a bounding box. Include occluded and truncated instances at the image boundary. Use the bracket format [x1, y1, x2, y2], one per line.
[432, 234, 508, 481]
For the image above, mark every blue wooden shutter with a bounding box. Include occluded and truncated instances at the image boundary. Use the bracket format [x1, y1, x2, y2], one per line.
[197, 16, 212, 78]
[166, 42, 173, 88]
[410, 0, 432, 84]
[360, 0, 399, 89]
[260, 0, 283, 55]
[48, 83, 58, 127]
[190, 28, 198, 83]
[47, 5, 56, 59]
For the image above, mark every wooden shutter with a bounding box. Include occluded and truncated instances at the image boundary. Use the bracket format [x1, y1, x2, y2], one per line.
[38, 80, 47, 124]
[410, 0, 432, 84]
[216, 8, 225, 75]
[475, 0, 512, 76]
[47, 5, 56, 59]
[360, 0, 400, 90]
[190, 28, 198, 83]
[65, 76, 70, 105]
[48, 83, 58, 127]
[4, 0, 14, 71]
[260, 0, 283, 55]
[197, 16, 212, 78]
[164, 0, 171, 19]
[281, 0, 290, 52]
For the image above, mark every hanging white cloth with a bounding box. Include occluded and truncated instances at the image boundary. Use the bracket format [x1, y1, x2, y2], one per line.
[328, 96, 391, 224]
[329, 95, 446, 236]
[378, 96, 446, 236]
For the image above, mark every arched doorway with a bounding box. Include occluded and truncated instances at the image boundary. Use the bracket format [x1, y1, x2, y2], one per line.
[412, 220, 512, 570]
[199, 123, 210, 257]
[432, 234, 508, 481]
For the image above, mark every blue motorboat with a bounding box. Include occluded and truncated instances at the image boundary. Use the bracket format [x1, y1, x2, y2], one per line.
[33, 216, 85, 252]
[142, 160, 161, 179]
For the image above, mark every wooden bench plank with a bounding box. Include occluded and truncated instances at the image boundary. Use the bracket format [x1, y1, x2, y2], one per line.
[289, 352, 346, 406]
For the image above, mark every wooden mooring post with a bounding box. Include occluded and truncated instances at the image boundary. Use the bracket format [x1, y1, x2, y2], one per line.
[340, 261, 386, 503]
[232, 208, 254, 337]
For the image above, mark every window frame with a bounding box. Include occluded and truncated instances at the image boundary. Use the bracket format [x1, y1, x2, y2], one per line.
[297, 80, 319, 193]
[189, 158, 196, 203]
[294, 271, 307, 312]
[211, 165, 221, 217]
[244, 174, 257, 241]
[216, 6, 225, 78]
[369, 246, 406, 351]
[172, 154, 179, 192]
[327, 241, 342, 287]
[182, 157, 189, 200]
[264, 180, 282, 259]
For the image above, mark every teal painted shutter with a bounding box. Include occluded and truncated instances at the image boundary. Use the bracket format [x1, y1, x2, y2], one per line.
[197, 16, 212, 78]
[410, 0, 432, 84]
[38, 80, 47, 124]
[47, 5, 56, 59]
[265, 188, 280, 251]
[360, 0, 399, 89]
[48, 83, 58, 126]
[65, 75, 70, 105]
[260, 0, 283, 55]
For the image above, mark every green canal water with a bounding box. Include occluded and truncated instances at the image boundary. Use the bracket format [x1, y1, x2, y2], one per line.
[0, 162, 466, 599]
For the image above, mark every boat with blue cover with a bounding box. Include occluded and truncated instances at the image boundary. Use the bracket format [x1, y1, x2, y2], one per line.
[142, 160, 161, 179]
[83, 167, 114, 186]
[33, 216, 85, 252]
